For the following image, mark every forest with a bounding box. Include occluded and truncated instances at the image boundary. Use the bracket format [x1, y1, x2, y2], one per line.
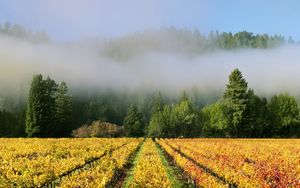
[1, 68, 300, 138]
[0, 23, 300, 138]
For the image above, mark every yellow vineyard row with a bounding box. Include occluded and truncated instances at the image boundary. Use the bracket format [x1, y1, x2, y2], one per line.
[126, 139, 172, 188]
[0, 138, 138, 187]
[58, 139, 141, 187]
[157, 139, 227, 188]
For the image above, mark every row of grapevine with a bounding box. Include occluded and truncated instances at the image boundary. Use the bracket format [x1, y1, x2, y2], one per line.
[161, 139, 300, 187]
[156, 139, 228, 188]
[124, 139, 173, 188]
[0, 138, 136, 187]
[58, 139, 141, 187]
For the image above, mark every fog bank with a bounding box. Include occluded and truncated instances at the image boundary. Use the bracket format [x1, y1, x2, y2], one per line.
[0, 34, 300, 96]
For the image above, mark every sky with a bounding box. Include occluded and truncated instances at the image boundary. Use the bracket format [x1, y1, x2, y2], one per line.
[0, 0, 299, 41]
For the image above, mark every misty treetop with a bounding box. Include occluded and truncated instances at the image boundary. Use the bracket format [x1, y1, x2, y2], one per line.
[124, 105, 145, 137]
[0, 22, 49, 42]
[124, 69, 300, 138]
[146, 69, 300, 138]
[1, 22, 293, 59]
[200, 70, 300, 138]
[102, 28, 291, 60]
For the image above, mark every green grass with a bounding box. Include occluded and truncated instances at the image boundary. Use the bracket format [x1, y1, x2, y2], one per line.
[121, 141, 145, 188]
[155, 140, 195, 188]
[122, 139, 194, 188]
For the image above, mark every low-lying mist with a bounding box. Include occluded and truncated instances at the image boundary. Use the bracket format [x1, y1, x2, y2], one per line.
[0, 33, 300, 98]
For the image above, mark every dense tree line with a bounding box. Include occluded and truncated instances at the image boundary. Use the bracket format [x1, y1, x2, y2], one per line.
[202, 69, 300, 138]
[0, 96, 25, 137]
[103, 28, 292, 61]
[0, 22, 295, 51]
[213, 31, 287, 49]
[144, 69, 300, 138]
[1, 70, 300, 138]
[0, 110, 24, 137]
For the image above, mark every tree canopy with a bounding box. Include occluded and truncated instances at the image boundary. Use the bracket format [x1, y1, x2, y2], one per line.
[25, 75, 72, 137]
[2, 69, 300, 138]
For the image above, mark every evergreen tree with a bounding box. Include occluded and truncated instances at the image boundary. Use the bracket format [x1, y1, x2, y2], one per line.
[40, 76, 57, 137]
[147, 93, 163, 137]
[55, 81, 72, 136]
[161, 105, 173, 137]
[147, 111, 163, 137]
[25, 75, 44, 137]
[25, 75, 57, 137]
[223, 69, 249, 137]
[179, 90, 189, 102]
[0, 110, 17, 137]
[124, 105, 144, 137]
[152, 92, 163, 113]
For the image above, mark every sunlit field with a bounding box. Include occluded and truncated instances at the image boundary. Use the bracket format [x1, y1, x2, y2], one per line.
[1, 138, 299, 187]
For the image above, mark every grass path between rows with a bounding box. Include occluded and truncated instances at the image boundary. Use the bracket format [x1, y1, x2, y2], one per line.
[155, 139, 196, 188]
[122, 138, 194, 188]
[121, 140, 146, 188]
[106, 139, 145, 188]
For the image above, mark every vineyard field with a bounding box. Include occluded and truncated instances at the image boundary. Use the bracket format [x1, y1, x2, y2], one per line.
[158, 139, 300, 187]
[0, 138, 299, 187]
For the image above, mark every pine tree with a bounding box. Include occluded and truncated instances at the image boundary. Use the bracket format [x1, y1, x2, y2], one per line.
[41, 76, 57, 137]
[25, 75, 43, 137]
[55, 81, 72, 136]
[223, 69, 249, 137]
[25, 75, 57, 137]
[124, 105, 144, 137]
[161, 105, 173, 137]
[147, 93, 163, 137]
[148, 111, 163, 137]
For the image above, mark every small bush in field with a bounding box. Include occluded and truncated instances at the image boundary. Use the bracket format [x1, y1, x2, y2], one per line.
[72, 121, 125, 138]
